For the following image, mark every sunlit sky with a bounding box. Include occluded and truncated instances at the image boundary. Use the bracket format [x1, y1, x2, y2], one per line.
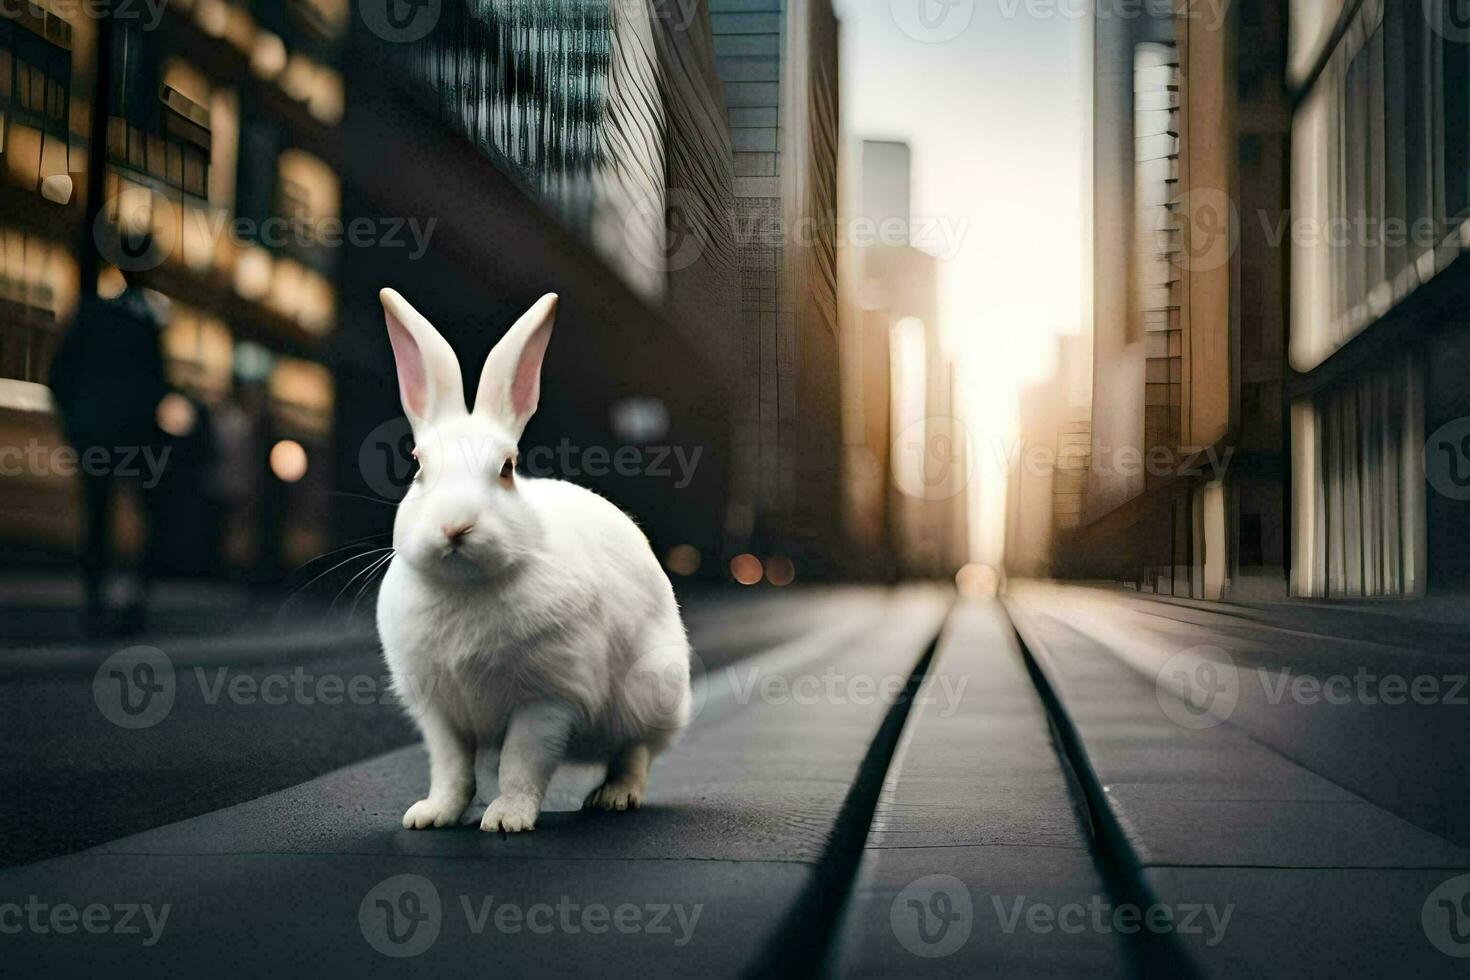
[832, 0, 1090, 563]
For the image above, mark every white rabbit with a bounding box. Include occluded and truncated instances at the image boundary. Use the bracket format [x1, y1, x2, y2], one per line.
[373, 288, 692, 833]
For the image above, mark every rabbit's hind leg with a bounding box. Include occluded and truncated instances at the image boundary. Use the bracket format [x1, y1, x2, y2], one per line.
[583, 743, 650, 812]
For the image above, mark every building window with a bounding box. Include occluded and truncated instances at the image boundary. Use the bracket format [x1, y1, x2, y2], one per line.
[1291, 353, 1426, 598]
[0, 12, 73, 196]
[0, 228, 78, 382]
[1291, 0, 1470, 373]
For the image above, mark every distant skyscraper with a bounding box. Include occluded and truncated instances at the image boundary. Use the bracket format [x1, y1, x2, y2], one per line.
[850, 139, 966, 579]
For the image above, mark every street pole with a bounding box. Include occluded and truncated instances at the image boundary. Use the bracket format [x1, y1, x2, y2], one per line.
[78, 1, 116, 301]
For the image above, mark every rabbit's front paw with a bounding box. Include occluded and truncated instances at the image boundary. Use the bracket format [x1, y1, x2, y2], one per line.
[402, 798, 467, 830]
[481, 793, 540, 833]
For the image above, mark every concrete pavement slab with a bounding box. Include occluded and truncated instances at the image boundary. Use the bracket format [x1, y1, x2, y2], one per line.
[0, 586, 951, 976]
[1011, 581, 1470, 845]
[1140, 866, 1470, 976]
[1006, 583, 1470, 977]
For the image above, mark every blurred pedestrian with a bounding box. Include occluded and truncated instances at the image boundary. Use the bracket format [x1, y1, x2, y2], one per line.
[48, 276, 169, 636]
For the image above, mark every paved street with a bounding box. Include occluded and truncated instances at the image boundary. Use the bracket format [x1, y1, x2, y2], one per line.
[3, 584, 1469, 976]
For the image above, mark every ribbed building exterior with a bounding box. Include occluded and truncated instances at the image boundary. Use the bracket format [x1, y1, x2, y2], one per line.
[709, 0, 842, 574]
[1061, 0, 1291, 599]
[1287, 0, 1470, 597]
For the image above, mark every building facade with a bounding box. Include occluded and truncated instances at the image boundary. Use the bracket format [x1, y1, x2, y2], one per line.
[1288, 0, 1470, 597]
[0, 0, 345, 576]
[1060, 0, 1291, 599]
[709, 0, 843, 577]
[3, 0, 850, 587]
[336, 0, 799, 582]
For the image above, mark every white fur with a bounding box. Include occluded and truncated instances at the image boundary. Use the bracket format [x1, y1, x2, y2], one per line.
[374, 289, 691, 832]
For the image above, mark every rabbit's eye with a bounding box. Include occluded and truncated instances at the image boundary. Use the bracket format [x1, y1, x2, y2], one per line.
[499, 458, 515, 482]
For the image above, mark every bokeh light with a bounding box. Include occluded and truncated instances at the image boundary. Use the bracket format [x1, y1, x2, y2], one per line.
[955, 562, 1000, 599]
[666, 544, 701, 576]
[729, 553, 762, 586]
[764, 555, 795, 586]
[155, 392, 197, 437]
[269, 439, 309, 482]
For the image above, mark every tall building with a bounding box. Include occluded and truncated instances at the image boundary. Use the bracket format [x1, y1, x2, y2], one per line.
[847, 139, 966, 579]
[1288, 0, 1470, 597]
[1061, 0, 1290, 598]
[0, 0, 346, 575]
[2, 0, 848, 587]
[709, 0, 843, 576]
[1008, 332, 1093, 579]
[334, 0, 748, 576]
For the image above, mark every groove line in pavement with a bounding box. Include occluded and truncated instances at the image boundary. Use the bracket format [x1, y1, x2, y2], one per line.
[1007, 607, 1202, 980]
[747, 599, 952, 978]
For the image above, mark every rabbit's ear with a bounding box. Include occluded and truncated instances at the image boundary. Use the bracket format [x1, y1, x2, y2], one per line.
[475, 293, 557, 440]
[380, 288, 465, 424]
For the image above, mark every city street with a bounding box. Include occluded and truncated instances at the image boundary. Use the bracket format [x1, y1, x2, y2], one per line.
[6, 0, 1470, 977]
[4, 582, 1468, 976]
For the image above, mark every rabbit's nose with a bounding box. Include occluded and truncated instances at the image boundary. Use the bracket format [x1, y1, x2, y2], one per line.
[442, 522, 475, 546]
